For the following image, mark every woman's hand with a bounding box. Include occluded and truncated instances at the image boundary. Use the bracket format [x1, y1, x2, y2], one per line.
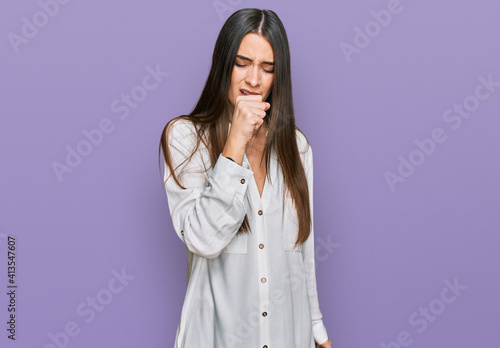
[222, 94, 270, 164]
[230, 94, 270, 144]
[316, 337, 333, 348]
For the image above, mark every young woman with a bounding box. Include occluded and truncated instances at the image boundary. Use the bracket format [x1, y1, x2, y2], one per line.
[159, 8, 333, 348]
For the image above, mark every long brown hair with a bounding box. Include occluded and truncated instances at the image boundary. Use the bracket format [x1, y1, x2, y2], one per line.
[159, 8, 311, 248]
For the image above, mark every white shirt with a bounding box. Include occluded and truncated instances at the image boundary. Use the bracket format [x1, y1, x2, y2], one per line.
[161, 119, 329, 348]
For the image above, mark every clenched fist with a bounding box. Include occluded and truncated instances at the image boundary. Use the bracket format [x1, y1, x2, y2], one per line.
[222, 94, 270, 165]
[230, 94, 270, 145]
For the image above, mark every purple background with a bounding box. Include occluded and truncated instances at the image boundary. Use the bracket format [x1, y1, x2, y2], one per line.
[1, 0, 499, 347]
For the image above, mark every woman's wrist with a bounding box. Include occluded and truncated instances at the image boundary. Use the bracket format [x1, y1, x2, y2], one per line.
[222, 138, 245, 165]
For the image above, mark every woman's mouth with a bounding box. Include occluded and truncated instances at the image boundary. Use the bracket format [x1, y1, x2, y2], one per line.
[240, 89, 259, 96]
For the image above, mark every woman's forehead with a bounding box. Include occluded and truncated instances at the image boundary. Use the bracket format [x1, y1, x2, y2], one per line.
[237, 33, 274, 62]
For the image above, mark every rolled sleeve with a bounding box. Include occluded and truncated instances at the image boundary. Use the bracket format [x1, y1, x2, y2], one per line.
[162, 120, 254, 258]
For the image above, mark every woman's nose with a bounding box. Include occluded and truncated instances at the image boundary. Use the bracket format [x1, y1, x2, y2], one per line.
[245, 65, 260, 86]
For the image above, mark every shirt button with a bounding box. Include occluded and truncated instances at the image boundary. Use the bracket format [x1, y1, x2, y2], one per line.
[240, 178, 245, 184]
[263, 346, 268, 348]
[262, 311, 268, 317]
[258, 210, 263, 215]
[261, 277, 266, 283]
[181, 230, 184, 235]
[259, 243, 264, 249]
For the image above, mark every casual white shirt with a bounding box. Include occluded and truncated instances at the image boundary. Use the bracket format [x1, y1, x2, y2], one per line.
[160, 118, 329, 348]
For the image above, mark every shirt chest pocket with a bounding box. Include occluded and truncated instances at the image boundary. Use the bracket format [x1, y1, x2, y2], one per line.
[283, 200, 304, 252]
[222, 233, 248, 254]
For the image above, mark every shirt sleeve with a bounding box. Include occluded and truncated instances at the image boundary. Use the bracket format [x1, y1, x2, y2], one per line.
[161, 120, 254, 259]
[301, 143, 330, 345]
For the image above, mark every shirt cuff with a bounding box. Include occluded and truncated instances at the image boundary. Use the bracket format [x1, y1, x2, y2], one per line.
[212, 153, 253, 195]
[312, 319, 329, 345]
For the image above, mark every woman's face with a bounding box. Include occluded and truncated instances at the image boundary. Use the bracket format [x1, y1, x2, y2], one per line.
[228, 33, 275, 112]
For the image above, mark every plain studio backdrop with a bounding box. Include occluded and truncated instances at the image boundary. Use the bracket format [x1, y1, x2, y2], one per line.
[1, 0, 499, 347]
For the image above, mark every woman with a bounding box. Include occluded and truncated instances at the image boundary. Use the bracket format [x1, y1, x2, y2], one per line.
[159, 8, 333, 348]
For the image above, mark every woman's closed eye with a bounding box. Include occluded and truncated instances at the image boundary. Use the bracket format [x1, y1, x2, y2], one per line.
[235, 62, 274, 74]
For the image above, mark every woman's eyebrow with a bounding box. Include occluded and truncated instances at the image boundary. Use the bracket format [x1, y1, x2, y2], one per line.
[236, 54, 275, 65]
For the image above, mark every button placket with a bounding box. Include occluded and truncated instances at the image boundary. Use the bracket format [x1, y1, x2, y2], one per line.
[255, 202, 270, 347]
